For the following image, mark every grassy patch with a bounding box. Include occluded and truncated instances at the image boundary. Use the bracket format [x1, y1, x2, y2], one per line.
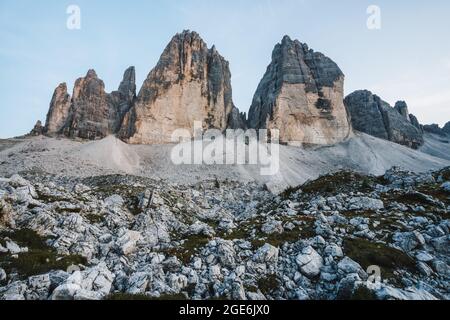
[343, 238, 416, 285]
[0, 228, 86, 279]
[301, 171, 376, 195]
[165, 235, 211, 264]
[85, 213, 104, 224]
[257, 274, 279, 295]
[417, 184, 450, 203]
[263, 224, 315, 247]
[280, 186, 301, 200]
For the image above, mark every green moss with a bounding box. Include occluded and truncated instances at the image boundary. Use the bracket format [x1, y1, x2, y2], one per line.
[343, 238, 416, 285]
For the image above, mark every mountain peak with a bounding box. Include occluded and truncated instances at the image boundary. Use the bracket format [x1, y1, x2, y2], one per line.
[86, 69, 98, 78]
[248, 37, 350, 145]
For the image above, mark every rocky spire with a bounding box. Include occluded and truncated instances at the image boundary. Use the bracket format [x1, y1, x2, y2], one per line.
[120, 30, 243, 144]
[45, 83, 71, 134]
[443, 121, 450, 135]
[62, 69, 112, 140]
[409, 114, 423, 133]
[344, 90, 424, 149]
[41, 67, 137, 140]
[29, 120, 44, 136]
[118, 66, 136, 102]
[247, 35, 351, 145]
[109, 66, 137, 133]
[394, 101, 410, 122]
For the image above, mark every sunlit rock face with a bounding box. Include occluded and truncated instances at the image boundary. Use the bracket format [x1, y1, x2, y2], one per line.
[248, 36, 352, 146]
[120, 30, 240, 144]
[45, 83, 71, 134]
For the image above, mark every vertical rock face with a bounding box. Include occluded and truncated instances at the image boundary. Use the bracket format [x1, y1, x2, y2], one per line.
[59, 67, 136, 140]
[394, 101, 410, 122]
[443, 122, 450, 135]
[344, 90, 424, 149]
[44, 83, 71, 134]
[247, 36, 352, 145]
[409, 114, 423, 133]
[227, 107, 247, 130]
[120, 31, 239, 144]
[108, 67, 137, 133]
[343, 90, 389, 140]
[63, 70, 111, 140]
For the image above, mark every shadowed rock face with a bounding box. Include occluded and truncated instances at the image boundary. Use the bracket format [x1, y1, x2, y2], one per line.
[227, 107, 247, 130]
[248, 36, 351, 145]
[54, 68, 136, 140]
[63, 70, 112, 140]
[120, 30, 240, 144]
[45, 83, 71, 134]
[443, 122, 450, 135]
[423, 124, 447, 136]
[344, 90, 389, 140]
[108, 67, 137, 133]
[409, 114, 423, 133]
[394, 101, 410, 121]
[344, 90, 424, 149]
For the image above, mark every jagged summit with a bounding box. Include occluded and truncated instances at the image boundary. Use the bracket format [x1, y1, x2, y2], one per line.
[120, 30, 240, 143]
[344, 90, 424, 149]
[35, 31, 446, 149]
[44, 67, 136, 140]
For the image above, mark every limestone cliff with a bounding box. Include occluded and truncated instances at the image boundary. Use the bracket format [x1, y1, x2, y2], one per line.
[247, 36, 352, 145]
[44, 83, 71, 134]
[120, 31, 240, 144]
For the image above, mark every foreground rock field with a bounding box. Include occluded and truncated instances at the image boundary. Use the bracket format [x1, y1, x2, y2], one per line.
[0, 167, 449, 300]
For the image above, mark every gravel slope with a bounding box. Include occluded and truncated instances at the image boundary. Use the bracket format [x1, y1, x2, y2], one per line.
[0, 132, 449, 192]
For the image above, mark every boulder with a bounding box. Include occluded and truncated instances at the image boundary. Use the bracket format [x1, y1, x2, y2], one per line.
[295, 246, 323, 278]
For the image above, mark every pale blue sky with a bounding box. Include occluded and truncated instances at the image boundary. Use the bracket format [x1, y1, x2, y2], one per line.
[1, 0, 449, 138]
